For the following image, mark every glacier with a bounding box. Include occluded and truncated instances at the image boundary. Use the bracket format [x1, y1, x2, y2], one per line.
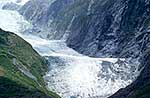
[0, 0, 29, 6]
[0, 6, 140, 98]
[0, 9, 31, 33]
[21, 33, 139, 98]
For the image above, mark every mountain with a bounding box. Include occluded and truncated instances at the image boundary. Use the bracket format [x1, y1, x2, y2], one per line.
[65, 0, 150, 97]
[0, 28, 60, 98]
[19, 0, 150, 98]
[20, 0, 150, 57]
[19, 0, 75, 39]
[66, 0, 150, 58]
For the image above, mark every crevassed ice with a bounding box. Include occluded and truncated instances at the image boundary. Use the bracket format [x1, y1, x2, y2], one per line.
[0, 8, 140, 98]
[25, 35, 139, 98]
[23, 33, 137, 98]
[0, 9, 31, 33]
[0, 0, 29, 5]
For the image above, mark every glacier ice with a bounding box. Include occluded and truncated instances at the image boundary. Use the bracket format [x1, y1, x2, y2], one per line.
[0, 9, 31, 33]
[23, 34, 140, 98]
[0, 0, 29, 5]
[0, 8, 140, 98]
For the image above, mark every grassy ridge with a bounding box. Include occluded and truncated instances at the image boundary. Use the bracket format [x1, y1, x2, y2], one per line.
[0, 29, 60, 98]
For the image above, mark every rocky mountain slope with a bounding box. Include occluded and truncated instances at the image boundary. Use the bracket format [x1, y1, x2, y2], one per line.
[0, 28, 60, 98]
[19, 0, 76, 39]
[19, 0, 150, 56]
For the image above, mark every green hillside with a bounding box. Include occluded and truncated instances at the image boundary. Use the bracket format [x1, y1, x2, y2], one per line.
[0, 28, 60, 98]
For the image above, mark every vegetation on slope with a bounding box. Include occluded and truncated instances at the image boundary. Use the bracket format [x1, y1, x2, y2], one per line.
[0, 28, 60, 98]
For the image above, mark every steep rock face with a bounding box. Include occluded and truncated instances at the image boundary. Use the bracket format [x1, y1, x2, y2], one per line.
[19, 0, 75, 25]
[67, 0, 150, 58]
[20, 0, 150, 58]
[19, 0, 51, 25]
[0, 28, 60, 98]
[19, 0, 75, 39]
[19, 0, 52, 39]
